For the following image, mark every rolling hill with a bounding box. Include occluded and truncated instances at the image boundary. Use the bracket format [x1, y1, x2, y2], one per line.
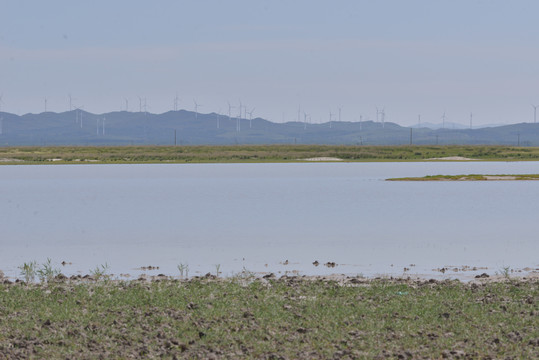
[0, 110, 538, 146]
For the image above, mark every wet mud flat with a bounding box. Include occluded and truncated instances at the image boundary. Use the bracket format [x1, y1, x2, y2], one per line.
[0, 274, 537, 359]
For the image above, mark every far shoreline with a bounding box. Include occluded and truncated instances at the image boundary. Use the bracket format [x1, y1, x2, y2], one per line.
[2, 144, 539, 164]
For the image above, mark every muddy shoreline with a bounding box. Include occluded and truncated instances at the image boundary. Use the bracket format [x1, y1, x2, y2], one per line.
[2, 267, 538, 285]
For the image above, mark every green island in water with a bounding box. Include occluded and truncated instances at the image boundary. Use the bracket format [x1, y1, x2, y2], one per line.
[387, 174, 539, 181]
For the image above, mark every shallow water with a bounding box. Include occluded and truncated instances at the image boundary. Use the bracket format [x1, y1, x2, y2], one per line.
[1, 162, 538, 279]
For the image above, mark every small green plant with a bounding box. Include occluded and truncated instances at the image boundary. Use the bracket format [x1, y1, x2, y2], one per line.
[177, 263, 189, 279]
[231, 267, 256, 286]
[37, 258, 61, 283]
[239, 266, 255, 279]
[18, 261, 37, 283]
[90, 263, 109, 280]
[496, 266, 512, 279]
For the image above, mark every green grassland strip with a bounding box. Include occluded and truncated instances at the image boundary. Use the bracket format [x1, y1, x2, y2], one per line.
[387, 174, 539, 181]
[2, 145, 539, 164]
[0, 277, 537, 358]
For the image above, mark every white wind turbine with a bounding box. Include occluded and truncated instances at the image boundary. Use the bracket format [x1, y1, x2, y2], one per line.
[174, 93, 180, 111]
[247, 108, 255, 128]
[237, 100, 243, 132]
[74, 106, 84, 128]
[68, 94, 76, 111]
[532, 104, 538, 123]
[194, 100, 202, 120]
[0, 95, 3, 135]
[227, 101, 235, 122]
[0, 94, 3, 135]
[441, 111, 447, 129]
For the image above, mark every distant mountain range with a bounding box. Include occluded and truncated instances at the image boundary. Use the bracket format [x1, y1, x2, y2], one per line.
[409, 122, 507, 130]
[0, 110, 538, 146]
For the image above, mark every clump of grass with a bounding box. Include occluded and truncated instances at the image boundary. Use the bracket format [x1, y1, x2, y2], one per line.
[18, 261, 38, 283]
[177, 263, 189, 279]
[90, 263, 109, 280]
[231, 267, 257, 286]
[496, 266, 512, 279]
[36, 258, 61, 283]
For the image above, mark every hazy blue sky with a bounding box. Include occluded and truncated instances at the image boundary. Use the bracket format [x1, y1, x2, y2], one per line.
[1, 0, 539, 126]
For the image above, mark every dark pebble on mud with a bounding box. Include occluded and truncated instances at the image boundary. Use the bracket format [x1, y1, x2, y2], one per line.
[475, 273, 490, 278]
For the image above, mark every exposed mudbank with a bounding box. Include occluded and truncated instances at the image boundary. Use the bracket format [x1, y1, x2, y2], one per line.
[387, 174, 539, 181]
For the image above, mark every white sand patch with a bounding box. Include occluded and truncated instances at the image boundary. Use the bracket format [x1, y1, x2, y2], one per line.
[302, 157, 343, 161]
[0, 158, 23, 162]
[427, 156, 477, 161]
[483, 175, 517, 180]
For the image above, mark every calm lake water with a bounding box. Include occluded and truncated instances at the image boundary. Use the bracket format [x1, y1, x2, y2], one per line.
[1, 162, 538, 280]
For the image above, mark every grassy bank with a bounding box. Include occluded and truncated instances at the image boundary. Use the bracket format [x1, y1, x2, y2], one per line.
[0, 276, 537, 359]
[388, 174, 539, 181]
[2, 145, 539, 164]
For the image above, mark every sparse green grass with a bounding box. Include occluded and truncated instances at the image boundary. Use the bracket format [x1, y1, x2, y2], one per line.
[18, 261, 37, 284]
[2, 145, 539, 164]
[89, 263, 110, 281]
[177, 263, 189, 279]
[0, 277, 537, 358]
[36, 258, 61, 283]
